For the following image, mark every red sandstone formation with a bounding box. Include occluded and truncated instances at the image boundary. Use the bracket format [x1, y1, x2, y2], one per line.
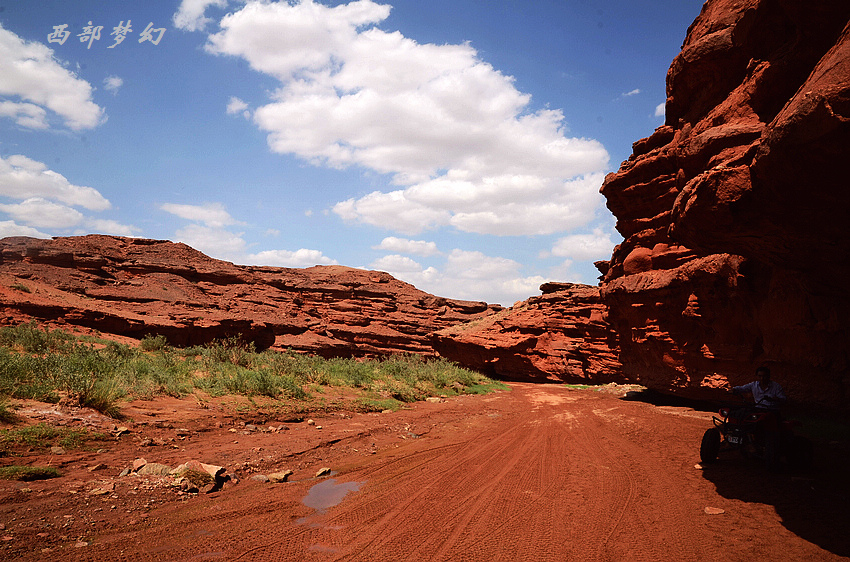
[432, 282, 621, 383]
[0, 235, 500, 357]
[597, 0, 850, 409]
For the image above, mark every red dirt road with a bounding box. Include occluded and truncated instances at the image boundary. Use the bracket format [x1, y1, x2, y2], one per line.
[4, 383, 849, 561]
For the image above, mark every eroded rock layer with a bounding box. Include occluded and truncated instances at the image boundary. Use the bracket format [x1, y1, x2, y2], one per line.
[0, 235, 500, 357]
[432, 283, 621, 383]
[597, 0, 850, 408]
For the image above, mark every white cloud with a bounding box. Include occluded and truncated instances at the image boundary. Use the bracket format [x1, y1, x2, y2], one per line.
[160, 202, 238, 228]
[622, 88, 640, 97]
[249, 248, 338, 267]
[85, 218, 140, 237]
[204, 0, 609, 237]
[0, 24, 105, 130]
[655, 102, 665, 118]
[550, 227, 615, 261]
[226, 96, 250, 118]
[0, 101, 48, 129]
[372, 236, 439, 256]
[0, 220, 51, 239]
[173, 223, 248, 261]
[173, 0, 230, 32]
[104, 75, 123, 94]
[0, 197, 84, 229]
[0, 155, 111, 211]
[370, 247, 546, 305]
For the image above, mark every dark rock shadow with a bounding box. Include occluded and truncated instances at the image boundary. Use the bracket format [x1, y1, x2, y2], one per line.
[620, 388, 719, 413]
[699, 439, 850, 557]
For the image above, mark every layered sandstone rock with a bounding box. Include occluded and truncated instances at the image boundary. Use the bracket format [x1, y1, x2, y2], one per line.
[598, 0, 850, 408]
[0, 235, 500, 357]
[432, 283, 621, 383]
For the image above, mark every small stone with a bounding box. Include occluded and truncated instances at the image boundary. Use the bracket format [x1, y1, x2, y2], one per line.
[704, 507, 725, 515]
[251, 474, 270, 483]
[75, 541, 89, 548]
[137, 462, 172, 476]
[268, 470, 294, 483]
[114, 426, 130, 436]
[315, 426, 323, 430]
[118, 468, 131, 477]
[694, 463, 703, 470]
[315, 467, 332, 478]
[88, 463, 107, 472]
[381, 409, 393, 414]
[50, 446, 65, 455]
[132, 458, 148, 471]
[426, 397, 441, 403]
[307, 419, 315, 426]
[245, 424, 257, 431]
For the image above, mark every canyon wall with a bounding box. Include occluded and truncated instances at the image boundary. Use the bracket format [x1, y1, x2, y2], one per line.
[597, 0, 850, 408]
[0, 235, 499, 357]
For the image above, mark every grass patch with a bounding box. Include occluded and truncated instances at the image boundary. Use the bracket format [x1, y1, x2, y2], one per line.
[0, 465, 61, 481]
[0, 324, 505, 416]
[10, 283, 31, 293]
[0, 423, 108, 450]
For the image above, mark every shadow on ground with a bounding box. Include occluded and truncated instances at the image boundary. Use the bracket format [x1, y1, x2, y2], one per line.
[622, 387, 850, 556]
[700, 443, 850, 557]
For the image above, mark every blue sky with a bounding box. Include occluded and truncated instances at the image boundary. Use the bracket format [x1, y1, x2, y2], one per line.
[0, 0, 703, 305]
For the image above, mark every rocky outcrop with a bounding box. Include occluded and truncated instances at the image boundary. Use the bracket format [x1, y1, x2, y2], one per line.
[0, 235, 500, 357]
[597, 0, 850, 408]
[432, 283, 621, 383]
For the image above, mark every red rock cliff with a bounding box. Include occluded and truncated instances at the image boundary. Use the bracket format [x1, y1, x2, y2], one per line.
[598, 0, 850, 409]
[0, 235, 500, 357]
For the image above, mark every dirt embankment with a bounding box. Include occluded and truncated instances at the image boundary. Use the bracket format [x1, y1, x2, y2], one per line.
[1, 384, 848, 561]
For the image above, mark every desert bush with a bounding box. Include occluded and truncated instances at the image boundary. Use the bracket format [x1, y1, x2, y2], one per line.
[0, 465, 61, 481]
[140, 333, 168, 352]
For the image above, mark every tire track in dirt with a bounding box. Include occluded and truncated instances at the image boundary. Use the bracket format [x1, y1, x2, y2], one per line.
[248, 384, 721, 561]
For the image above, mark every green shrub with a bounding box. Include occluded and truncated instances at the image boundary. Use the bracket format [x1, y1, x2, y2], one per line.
[0, 465, 61, 481]
[140, 334, 169, 352]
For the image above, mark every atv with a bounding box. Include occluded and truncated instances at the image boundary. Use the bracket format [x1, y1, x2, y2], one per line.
[700, 399, 813, 471]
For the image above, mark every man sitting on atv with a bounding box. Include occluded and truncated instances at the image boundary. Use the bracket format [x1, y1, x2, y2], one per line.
[731, 366, 787, 413]
[731, 366, 786, 469]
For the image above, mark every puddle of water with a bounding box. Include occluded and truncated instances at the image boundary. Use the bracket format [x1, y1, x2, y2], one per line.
[302, 478, 364, 512]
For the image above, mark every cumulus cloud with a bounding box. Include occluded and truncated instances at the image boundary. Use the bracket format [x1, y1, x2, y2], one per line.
[550, 227, 615, 261]
[249, 248, 338, 267]
[85, 219, 140, 237]
[173, 0, 230, 32]
[0, 24, 105, 130]
[370, 248, 546, 305]
[0, 155, 111, 211]
[0, 220, 51, 239]
[204, 0, 609, 237]
[0, 197, 85, 229]
[173, 223, 248, 260]
[372, 236, 439, 257]
[160, 202, 238, 228]
[104, 75, 123, 94]
[655, 102, 666, 118]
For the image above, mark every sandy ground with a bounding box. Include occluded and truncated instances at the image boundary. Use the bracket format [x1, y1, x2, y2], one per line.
[1, 382, 849, 561]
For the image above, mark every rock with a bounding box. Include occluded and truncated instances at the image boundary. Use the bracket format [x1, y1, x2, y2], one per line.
[594, 0, 850, 411]
[131, 458, 147, 471]
[88, 464, 107, 472]
[0, 235, 499, 357]
[433, 283, 621, 384]
[268, 470, 294, 483]
[425, 397, 441, 403]
[113, 426, 130, 436]
[118, 468, 130, 477]
[315, 467, 332, 478]
[136, 463, 172, 476]
[251, 474, 270, 483]
[49, 446, 65, 455]
[704, 507, 726, 515]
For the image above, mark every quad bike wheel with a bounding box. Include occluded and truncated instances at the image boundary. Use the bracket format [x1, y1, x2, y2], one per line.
[700, 428, 721, 463]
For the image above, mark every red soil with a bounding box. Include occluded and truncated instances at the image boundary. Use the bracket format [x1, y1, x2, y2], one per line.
[1, 383, 848, 561]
